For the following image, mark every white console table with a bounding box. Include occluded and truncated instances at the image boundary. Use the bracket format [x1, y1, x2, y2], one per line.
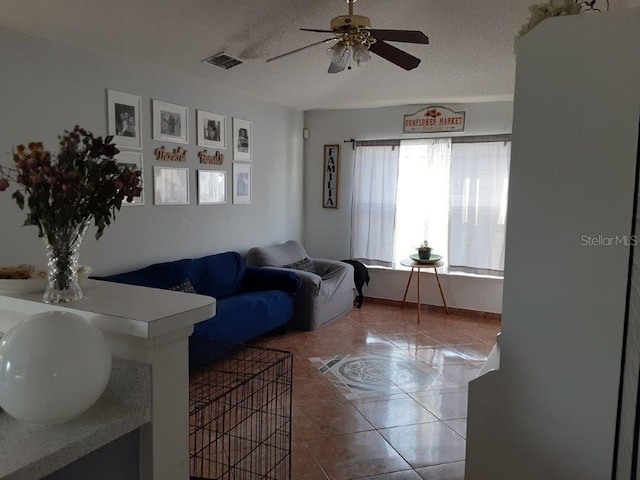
[0, 279, 216, 480]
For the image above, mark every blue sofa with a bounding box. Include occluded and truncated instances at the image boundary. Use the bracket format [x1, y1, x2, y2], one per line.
[97, 251, 301, 344]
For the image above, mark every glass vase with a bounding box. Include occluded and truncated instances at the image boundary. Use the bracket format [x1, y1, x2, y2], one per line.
[42, 221, 90, 304]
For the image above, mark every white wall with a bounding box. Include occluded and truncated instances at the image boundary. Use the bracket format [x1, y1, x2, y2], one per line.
[466, 8, 640, 479]
[303, 101, 513, 313]
[0, 28, 304, 275]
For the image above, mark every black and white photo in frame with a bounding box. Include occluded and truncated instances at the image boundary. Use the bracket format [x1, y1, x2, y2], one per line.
[232, 118, 251, 161]
[153, 166, 190, 205]
[152, 100, 188, 144]
[107, 89, 142, 149]
[197, 170, 226, 205]
[232, 163, 251, 204]
[197, 110, 226, 149]
[114, 151, 144, 205]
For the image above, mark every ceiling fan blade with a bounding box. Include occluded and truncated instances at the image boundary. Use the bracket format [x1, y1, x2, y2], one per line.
[300, 28, 335, 33]
[370, 29, 429, 44]
[266, 38, 335, 63]
[328, 61, 346, 74]
[368, 41, 421, 70]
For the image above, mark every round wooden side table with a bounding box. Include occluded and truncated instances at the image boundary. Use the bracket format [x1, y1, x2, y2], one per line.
[399, 258, 449, 323]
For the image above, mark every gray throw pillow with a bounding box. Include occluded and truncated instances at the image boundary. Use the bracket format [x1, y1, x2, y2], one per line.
[168, 279, 196, 293]
[283, 257, 316, 273]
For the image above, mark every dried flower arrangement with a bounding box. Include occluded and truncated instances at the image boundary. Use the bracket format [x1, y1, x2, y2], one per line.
[0, 126, 142, 240]
[515, 0, 609, 44]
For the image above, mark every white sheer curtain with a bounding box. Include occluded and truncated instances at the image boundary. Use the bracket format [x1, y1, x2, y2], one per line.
[395, 138, 452, 266]
[351, 138, 510, 276]
[350, 145, 400, 267]
[448, 141, 511, 275]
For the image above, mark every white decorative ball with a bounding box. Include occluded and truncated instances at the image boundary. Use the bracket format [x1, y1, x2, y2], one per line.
[0, 311, 112, 424]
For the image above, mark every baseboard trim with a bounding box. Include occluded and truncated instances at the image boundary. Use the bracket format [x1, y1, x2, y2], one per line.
[365, 297, 502, 321]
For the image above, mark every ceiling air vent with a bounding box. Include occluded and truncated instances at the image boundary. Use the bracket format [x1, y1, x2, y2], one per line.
[203, 52, 244, 70]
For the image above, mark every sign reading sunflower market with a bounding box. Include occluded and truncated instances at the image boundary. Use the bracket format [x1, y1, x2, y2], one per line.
[403, 106, 466, 134]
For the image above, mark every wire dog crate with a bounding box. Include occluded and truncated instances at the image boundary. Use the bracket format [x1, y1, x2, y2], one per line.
[189, 339, 293, 480]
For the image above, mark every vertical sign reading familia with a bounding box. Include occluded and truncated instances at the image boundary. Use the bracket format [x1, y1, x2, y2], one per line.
[323, 145, 340, 208]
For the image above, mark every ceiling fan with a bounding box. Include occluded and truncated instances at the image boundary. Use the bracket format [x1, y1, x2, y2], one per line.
[266, 0, 429, 73]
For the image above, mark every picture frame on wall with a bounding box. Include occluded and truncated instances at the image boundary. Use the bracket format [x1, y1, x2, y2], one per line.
[197, 110, 226, 149]
[322, 144, 339, 208]
[107, 89, 142, 149]
[152, 100, 188, 144]
[232, 118, 251, 161]
[232, 163, 251, 204]
[197, 170, 226, 205]
[153, 166, 189, 205]
[114, 151, 144, 206]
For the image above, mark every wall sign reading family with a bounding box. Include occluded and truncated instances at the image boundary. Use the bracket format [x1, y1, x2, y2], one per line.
[198, 150, 224, 165]
[323, 144, 339, 209]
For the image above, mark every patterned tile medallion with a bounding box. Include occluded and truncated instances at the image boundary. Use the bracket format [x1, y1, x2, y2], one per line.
[309, 353, 449, 400]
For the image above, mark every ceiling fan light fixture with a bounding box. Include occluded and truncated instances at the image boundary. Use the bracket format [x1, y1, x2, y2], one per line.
[352, 43, 371, 66]
[327, 41, 348, 64]
[266, 0, 428, 72]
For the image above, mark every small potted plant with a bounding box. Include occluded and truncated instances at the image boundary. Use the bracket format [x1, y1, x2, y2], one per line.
[417, 240, 432, 260]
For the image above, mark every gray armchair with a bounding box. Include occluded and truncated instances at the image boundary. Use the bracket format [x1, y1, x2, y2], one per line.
[246, 240, 354, 331]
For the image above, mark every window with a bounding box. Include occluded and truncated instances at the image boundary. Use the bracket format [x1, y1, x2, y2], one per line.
[351, 136, 511, 276]
[448, 141, 510, 275]
[351, 145, 399, 267]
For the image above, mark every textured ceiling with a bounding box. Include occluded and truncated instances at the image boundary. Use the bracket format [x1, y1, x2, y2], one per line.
[0, 0, 635, 110]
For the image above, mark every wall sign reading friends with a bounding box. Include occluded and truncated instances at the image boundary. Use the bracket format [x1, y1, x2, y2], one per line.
[154, 146, 187, 162]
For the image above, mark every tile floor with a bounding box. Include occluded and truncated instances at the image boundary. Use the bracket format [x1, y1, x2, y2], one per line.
[250, 301, 501, 480]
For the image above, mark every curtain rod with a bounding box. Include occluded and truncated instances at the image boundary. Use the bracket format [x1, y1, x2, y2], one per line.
[343, 134, 511, 150]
